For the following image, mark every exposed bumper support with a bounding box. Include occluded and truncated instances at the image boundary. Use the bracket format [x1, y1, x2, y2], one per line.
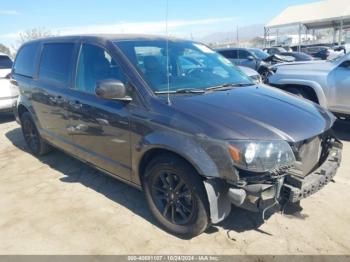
[282, 141, 342, 203]
[204, 138, 342, 224]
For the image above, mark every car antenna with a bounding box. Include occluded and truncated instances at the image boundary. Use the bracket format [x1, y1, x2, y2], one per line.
[165, 0, 171, 106]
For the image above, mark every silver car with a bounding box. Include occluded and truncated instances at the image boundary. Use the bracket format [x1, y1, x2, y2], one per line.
[238, 66, 262, 84]
[268, 53, 350, 118]
[0, 52, 17, 113]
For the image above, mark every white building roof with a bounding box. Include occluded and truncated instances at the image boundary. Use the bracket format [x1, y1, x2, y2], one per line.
[266, 0, 350, 29]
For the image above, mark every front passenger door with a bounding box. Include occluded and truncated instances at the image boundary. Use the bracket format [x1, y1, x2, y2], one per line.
[66, 43, 132, 181]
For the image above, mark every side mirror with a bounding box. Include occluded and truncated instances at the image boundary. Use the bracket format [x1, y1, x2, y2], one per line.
[95, 79, 132, 102]
[247, 55, 255, 61]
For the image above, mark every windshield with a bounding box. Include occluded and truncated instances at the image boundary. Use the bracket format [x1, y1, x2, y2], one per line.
[249, 48, 269, 60]
[114, 40, 253, 93]
[0, 55, 13, 69]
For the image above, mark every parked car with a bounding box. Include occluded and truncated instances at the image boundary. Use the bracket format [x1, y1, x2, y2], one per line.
[0, 52, 17, 113]
[237, 66, 262, 83]
[13, 35, 342, 238]
[301, 46, 343, 60]
[168, 50, 262, 84]
[279, 52, 317, 61]
[216, 47, 292, 82]
[269, 53, 350, 118]
[282, 46, 293, 52]
[264, 46, 287, 55]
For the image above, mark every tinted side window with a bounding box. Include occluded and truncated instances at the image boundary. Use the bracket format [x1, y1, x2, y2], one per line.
[13, 43, 39, 77]
[39, 43, 75, 84]
[0, 55, 13, 69]
[340, 60, 350, 69]
[76, 44, 127, 93]
[238, 50, 251, 59]
[219, 50, 238, 59]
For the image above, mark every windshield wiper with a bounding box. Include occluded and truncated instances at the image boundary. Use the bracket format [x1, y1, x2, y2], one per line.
[155, 88, 206, 94]
[205, 82, 255, 91]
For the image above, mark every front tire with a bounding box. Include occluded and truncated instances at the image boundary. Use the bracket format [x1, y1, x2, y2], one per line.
[20, 112, 51, 156]
[143, 154, 210, 238]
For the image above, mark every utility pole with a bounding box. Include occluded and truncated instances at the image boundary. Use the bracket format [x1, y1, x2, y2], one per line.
[339, 19, 343, 45]
[236, 25, 239, 46]
[298, 23, 302, 52]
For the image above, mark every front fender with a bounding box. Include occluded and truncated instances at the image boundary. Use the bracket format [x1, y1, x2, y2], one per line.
[132, 131, 238, 185]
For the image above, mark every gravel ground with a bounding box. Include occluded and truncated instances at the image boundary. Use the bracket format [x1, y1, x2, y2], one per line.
[0, 114, 349, 255]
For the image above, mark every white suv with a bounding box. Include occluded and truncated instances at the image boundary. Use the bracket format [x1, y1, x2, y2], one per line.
[268, 53, 350, 118]
[0, 52, 17, 113]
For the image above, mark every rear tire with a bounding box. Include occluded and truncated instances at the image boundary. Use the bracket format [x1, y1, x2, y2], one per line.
[20, 112, 51, 156]
[143, 154, 210, 238]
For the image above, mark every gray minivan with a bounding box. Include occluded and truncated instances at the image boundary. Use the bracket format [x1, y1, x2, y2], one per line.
[12, 35, 342, 238]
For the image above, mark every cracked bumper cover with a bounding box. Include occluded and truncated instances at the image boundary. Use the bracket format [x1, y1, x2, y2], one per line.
[282, 142, 342, 203]
[204, 139, 343, 224]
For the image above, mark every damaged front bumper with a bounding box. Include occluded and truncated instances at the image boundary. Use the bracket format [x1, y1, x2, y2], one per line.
[204, 137, 343, 224]
[282, 141, 342, 203]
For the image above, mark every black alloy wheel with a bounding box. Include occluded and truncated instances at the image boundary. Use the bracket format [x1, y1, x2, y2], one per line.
[143, 154, 210, 238]
[20, 112, 51, 156]
[151, 171, 196, 225]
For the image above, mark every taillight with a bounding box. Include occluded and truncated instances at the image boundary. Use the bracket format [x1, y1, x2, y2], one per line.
[5, 73, 11, 79]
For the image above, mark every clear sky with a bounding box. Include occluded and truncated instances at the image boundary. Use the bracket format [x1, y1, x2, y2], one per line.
[0, 0, 319, 46]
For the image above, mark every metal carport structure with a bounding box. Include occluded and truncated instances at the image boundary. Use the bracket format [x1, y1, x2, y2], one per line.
[264, 0, 350, 51]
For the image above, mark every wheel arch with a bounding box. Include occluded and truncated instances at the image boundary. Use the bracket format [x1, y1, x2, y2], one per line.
[138, 147, 207, 187]
[133, 131, 235, 225]
[272, 79, 327, 107]
[138, 146, 231, 225]
[284, 84, 320, 103]
[17, 103, 29, 119]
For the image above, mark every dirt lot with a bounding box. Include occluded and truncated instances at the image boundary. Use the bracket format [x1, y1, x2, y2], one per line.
[0, 114, 349, 255]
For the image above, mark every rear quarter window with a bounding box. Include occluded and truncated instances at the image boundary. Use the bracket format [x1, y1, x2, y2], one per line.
[0, 55, 13, 69]
[39, 43, 75, 85]
[13, 43, 40, 77]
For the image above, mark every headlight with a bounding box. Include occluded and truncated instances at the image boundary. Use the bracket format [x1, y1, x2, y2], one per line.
[250, 74, 262, 84]
[227, 140, 295, 173]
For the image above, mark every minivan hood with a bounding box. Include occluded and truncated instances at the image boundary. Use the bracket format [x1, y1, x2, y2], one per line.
[170, 85, 335, 142]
